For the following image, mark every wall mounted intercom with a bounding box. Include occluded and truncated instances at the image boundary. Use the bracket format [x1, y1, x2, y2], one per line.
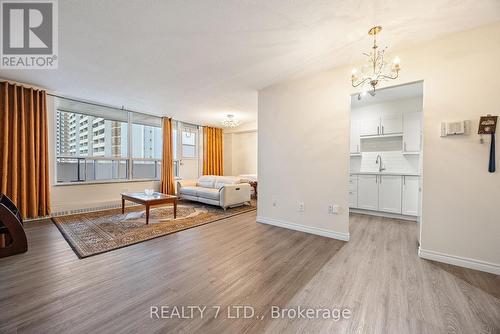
[478, 115, 497, 173]
[440, 120, 470, 137]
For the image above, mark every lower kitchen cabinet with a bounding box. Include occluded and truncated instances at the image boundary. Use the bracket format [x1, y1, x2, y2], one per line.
[350, 173, 420, 217]
[402, 176, 420, 216]
[378, 175, 402, 214]
[348, 175, 358, 208]
[357, 175, 378, 211]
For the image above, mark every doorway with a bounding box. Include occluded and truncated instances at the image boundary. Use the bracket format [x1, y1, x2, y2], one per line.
[173, 121, 202, 180]
[348, 82, 424, 241]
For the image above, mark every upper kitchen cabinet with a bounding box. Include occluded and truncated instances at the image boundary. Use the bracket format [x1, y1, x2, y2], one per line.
[359, 114, 381, 136]
[350, 119, 361, 154]
[403, 111, 422, 153]
[358, 110, 403, 137]
[380, 110, 403, 135]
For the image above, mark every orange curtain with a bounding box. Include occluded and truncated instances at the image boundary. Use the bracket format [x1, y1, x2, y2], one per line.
[160, 117, 175, 194]
[203, 126, 224, 175]
[0, 81, 50, 219]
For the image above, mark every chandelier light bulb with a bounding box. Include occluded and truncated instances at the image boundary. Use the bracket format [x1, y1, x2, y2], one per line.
[351, 68, 358, 75]
[393, 56, 401, 65]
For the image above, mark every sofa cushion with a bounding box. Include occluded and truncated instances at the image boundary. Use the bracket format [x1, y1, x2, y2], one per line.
[196, 188, 220, 201]
[197, 175, 216, 188]
[179, 186, 198, 197]
[214, 176, 241, 189]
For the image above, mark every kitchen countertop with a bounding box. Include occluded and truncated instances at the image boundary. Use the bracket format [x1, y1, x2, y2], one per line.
[350, 171, 421, 176]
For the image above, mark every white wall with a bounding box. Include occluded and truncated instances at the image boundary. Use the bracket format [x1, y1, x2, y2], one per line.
[258, 22, 500, 272]
[224, 130, 258, 176]
[258, 68, 351, 240]
[47, 96, 160, 213]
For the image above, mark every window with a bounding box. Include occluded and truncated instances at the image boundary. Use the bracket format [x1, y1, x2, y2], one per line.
[55, 98, 162, 183]
[131, 122, 162, 179]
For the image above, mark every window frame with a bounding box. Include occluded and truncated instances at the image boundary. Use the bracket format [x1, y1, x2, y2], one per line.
[54, 107, 163, 185]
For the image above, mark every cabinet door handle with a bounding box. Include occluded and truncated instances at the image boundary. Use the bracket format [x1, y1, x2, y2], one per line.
[404, 142, 407, 152]
[377, 126, 380, 135]
[382, 125, 384, 134]
[403, 176, 406, 186]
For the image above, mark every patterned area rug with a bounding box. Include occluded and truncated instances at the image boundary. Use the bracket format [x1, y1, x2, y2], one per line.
[52, 200, 256, 258]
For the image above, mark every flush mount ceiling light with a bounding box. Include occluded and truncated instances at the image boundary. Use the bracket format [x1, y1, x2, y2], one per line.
[221, 114, 241, 128]
[351, 26, 401, 95]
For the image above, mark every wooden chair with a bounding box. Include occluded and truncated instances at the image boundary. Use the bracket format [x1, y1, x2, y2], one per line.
[0, 193, 28, 258]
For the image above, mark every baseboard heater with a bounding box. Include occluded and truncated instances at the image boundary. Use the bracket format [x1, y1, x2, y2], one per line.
[26, 201, 140, 222]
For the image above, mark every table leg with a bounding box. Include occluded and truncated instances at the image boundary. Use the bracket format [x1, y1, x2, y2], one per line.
[122, 198, 125, 214]
[146, 204, 150, 224]
[173, 201, 177, 219]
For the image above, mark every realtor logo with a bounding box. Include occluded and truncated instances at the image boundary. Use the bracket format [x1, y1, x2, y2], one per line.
[1, 0, 58, 69]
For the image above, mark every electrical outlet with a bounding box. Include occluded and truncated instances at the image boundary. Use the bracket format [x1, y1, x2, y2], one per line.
[328, 205, 340, 215]
[298, 202, 305, 212]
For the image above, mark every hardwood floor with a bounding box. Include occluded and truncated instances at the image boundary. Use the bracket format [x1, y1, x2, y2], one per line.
[1, 212, 498, 333]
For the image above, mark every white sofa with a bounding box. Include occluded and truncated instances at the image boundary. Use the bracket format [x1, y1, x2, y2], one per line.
[177, 175, 251, 209]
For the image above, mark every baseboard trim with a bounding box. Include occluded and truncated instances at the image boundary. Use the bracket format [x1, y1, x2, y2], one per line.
[418, 247, 500, 275]
[350, 208, 417, 221]
[256, 216, 349, 241]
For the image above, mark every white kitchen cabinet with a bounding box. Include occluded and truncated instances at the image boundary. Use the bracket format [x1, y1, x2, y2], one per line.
[357, 175, 379, 210]
[403, 112, 422, 153]
[349, 191, 358, 208]
[378, 175, 402, 214]
[381, 110, 403, 135]
[358, 111, 403, 137]
[402, 176, 419, 216]
[349, 175, 358, 191]
[349, 175, 358, 208]
[360, 116, 381, 136]
[350, 119, 361, 154]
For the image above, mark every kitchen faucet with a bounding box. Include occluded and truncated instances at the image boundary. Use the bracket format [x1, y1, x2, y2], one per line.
[376, 155, 386, 172]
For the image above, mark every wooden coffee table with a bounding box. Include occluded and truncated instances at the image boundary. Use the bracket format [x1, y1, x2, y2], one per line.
[121, 192, 178, 224]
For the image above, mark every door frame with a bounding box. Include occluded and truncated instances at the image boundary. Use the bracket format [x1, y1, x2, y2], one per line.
[348, 80, 425, 245]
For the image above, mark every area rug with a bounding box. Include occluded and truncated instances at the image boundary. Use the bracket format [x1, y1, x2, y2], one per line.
[52, 200, 256, 258]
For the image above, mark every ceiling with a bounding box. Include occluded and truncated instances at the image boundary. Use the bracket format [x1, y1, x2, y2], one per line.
[1, 0, 500, 127]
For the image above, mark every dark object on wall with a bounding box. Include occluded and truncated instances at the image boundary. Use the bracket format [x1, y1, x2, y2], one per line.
[489, 134, 496, 173]
[0, 193, 28, 258]
[478, 115, 497, 173]
[478, 115, 498, 134]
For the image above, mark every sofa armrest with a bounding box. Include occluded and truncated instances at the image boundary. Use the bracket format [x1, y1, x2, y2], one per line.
[177, 179, 197, 193]
[220, 183, 251, 208]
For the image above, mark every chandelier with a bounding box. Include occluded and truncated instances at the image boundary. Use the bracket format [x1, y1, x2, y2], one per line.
[221, 114, 241, 128]
[351, 26, 401, 94]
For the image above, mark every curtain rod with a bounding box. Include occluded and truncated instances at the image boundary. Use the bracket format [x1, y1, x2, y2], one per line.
[1, 79, 208, 129]
[0, 78, 47, 91]
[47, 93, 162, 119]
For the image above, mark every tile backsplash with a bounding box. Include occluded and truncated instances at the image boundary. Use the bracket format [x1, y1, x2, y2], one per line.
[360, 136, 402, 152]
[350, 151, 420, 174]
